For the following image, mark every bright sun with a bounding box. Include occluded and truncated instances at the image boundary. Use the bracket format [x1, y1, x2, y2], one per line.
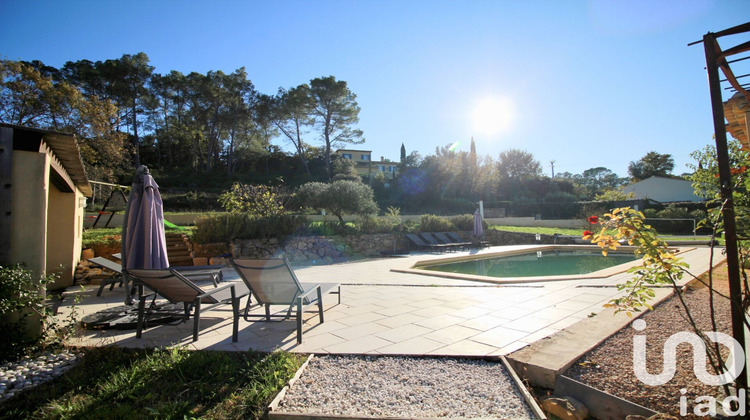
[471, 96, 516, 136]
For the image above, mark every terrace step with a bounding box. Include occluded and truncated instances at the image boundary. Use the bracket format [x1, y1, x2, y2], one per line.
[168, 255, 194, 267]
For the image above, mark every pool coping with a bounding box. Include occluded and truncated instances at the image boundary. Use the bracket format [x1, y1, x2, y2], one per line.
[390, 245, 695, 285]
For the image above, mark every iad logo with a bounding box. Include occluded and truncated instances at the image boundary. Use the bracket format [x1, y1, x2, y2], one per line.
[632, 319, 747, 417]
[631, 319, 744, 386]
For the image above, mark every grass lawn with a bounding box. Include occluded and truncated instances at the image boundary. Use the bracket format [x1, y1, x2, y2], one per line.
[0, 347, 302, 420]
[489, 225, 714, 243]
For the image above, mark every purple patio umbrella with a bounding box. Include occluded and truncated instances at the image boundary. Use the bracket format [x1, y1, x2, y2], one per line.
[473, 209, 484, 239]
[121, 165, 169, 303]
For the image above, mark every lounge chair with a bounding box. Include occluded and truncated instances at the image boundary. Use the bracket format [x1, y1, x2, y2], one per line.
[89, 255, 225, 296]
[229, 258, 341, 344]
[434, 232, 471, 250]
[88, 257, 126, 296]
[405, 233, 451, 253]
[125, 268, 245, 342]
[447, 231, 490, 248]
[419, 232, 458, 252]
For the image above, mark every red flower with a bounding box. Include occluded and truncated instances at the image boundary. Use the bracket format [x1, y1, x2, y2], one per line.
[588, 216, 599, 224]
[731, 166, 748, 175]
[583, 230, 593, 237]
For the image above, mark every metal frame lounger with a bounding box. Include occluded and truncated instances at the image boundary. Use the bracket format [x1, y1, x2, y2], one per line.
[229, 258, 341, 344]
[446, 231, 490, 248]
[125, 268, 245, 342]
[405, 233, 451, 253]
[419, 232, 458, 252]
[89, 255, 225, 296]
[88, 257, 125, 296]
[434, 232, 471, 250]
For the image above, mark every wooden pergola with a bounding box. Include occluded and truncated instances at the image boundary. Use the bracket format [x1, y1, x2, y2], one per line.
[691, 21, 750, 395]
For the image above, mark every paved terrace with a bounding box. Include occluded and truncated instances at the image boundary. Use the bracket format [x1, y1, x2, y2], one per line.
[58, 245, 722, 356]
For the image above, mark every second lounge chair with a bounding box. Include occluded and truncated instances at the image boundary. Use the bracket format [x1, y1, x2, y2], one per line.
[230, 258, 341, 344]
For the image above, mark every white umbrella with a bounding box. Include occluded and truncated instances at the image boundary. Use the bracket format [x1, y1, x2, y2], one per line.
[473, 209, 484, 239]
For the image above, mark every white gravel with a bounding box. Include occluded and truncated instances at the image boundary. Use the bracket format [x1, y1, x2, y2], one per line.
[277, 355, 538, 419]
[0, 350, 81, 401]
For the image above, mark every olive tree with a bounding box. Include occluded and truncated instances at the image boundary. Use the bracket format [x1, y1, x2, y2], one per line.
[295, 180, 378, 224]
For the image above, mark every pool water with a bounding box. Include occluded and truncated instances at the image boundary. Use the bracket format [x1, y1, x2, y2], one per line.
[421, 250, 640, 278]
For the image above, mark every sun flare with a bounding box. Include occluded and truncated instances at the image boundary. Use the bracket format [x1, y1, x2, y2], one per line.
[471, 96, 516, 136]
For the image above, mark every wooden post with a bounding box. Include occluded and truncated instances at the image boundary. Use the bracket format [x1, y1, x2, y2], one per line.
[703, 32, 748, 396]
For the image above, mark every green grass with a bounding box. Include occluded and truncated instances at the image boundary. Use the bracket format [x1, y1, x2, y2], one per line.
[489, 225, 715, 243]
[489, 225, 584, 236]
[0, 347, 303, 420]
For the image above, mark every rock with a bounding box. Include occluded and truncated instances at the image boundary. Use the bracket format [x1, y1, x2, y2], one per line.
[647, 414, 679, 420]
[541, 396, 589, 420]
[625, 416, 648, 420]
[192, 257, 208, 266]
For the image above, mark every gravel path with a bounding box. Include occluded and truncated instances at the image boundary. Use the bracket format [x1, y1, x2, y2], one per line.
[277, 355, 538, 419]
[566, 263, 735, 418]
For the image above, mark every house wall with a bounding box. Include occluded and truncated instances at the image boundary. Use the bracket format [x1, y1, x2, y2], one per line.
[46, 180, 82, 289]
[622, 177, 702, 202]
[9, 149, 84, 291]
[9, 150, 49, 322]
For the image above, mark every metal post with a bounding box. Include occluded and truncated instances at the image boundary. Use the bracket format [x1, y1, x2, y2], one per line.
[704, 32, 748, 394]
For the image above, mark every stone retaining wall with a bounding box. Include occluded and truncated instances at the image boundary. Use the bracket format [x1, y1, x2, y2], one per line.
[231, 233, 410, 263]
[230, 230, 580, 263]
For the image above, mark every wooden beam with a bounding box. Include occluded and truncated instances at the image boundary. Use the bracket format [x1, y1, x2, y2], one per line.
[704, 31, 749, 394]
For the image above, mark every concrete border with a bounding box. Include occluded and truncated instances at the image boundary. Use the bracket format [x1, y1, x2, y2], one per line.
[505, 289, 675, 390]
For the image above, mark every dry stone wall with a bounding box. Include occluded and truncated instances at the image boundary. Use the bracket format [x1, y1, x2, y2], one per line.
[231, 233, 408, 263]
[230, 230, 579, 263]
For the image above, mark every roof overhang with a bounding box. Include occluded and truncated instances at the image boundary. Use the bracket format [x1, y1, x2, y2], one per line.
[1, 124, 92, 197]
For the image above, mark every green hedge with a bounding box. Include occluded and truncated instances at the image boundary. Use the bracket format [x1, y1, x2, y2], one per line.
[193, 213, 307, 243]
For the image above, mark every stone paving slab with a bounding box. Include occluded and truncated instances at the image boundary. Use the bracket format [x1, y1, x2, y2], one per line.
[58, 245, 722, 360]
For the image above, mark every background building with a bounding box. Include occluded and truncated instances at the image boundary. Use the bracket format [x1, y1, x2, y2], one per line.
[337, 149, 398, 179]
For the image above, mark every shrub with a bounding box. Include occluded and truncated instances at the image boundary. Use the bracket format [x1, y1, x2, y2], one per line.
[359, 207, 403, 234]
[359, 216, 396, 234]
[419, 214, 455, 232]
[296, 221, 360, 236]
[449, 214, 476, 231]
[193, 213, 253, 243]
[218, 183, 288, 216]
[193, 213, 306, 243]
[0, 265, 76, 363]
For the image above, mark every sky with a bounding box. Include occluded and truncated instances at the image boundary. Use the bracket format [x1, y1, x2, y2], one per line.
[1, 0, 749, 178]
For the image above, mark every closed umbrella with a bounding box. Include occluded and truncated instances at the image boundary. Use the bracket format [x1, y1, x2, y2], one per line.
[121, 165, 169, 303]
[473, 209, 484, 239]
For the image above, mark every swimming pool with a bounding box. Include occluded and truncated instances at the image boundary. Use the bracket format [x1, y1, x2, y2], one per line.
[392, 245, 648, 284]
[420, 249, 639, 278]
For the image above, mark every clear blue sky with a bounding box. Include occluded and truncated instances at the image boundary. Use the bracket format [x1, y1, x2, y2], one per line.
[1, 0, 748, 177]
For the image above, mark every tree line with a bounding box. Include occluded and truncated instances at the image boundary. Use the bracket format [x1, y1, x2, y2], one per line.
[0, 53, 363, 182]
[1, 53, 681, 214]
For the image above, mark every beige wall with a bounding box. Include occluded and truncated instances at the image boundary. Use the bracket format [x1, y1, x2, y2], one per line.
[46, 181, 81, 288]
[9, 151, 49, 287]
[9, 149, 84, 291]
